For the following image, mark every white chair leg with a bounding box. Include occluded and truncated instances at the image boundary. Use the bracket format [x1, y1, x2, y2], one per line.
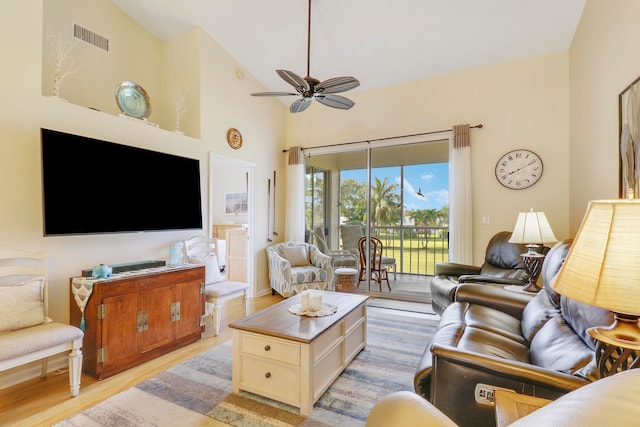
[68, 341, 83, 397]
[242, 290, 249, 316]
[212, 299, 222, 336]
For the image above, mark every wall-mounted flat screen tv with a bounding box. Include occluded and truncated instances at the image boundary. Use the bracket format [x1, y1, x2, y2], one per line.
[41, 128, 203, 236]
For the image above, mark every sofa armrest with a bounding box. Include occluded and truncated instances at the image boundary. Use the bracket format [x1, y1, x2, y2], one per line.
[365, 391, 457, 427]
[266, 247, 292, 282]
[435, 262, 481, 276]
[458, 275, 526, 286]
[430, 343, 589, 427]
[454, 283, 533, 318]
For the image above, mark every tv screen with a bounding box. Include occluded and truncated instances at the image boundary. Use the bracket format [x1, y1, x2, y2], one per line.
[41, 128, 203, 236]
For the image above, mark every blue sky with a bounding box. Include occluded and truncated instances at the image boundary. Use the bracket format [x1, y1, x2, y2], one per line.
[340, 163, 449, 210]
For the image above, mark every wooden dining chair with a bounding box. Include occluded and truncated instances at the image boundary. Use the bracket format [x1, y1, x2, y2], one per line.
[358, 236, 391, 291]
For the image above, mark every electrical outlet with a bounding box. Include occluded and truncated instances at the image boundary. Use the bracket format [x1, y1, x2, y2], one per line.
[474, 384, 514, 406]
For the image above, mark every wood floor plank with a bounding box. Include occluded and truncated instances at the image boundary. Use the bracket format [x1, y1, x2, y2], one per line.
[0, 294, 282, 427]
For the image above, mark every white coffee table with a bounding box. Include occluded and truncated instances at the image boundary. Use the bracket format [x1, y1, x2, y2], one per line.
[229, 291, 369, 415]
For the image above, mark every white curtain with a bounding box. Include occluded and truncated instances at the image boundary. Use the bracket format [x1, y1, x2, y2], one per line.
[449, 124, 473, 264]
[285, 146, 306, 242]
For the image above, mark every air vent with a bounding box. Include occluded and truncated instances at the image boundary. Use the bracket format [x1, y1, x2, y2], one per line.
[72, 22, 110, 52]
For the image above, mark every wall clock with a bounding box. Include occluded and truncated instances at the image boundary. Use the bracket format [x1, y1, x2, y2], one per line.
[495, 149, 543, 190]
[226, 128, 243, 149]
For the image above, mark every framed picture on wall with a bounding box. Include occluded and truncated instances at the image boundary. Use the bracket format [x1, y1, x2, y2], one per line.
[619, 75, 640, 198]
[225, 192, 248, 215]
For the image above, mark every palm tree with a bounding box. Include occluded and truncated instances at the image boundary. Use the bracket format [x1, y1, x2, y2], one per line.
[370, 177, 400, 229]
[411, 208, 438, 248]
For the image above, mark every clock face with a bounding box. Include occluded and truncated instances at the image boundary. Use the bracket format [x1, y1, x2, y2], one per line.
[495, 149, 543, 190]
[226, 128, 242, 149]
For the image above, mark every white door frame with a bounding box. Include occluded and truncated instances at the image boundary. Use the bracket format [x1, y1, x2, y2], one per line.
[208, 153, 256, 297]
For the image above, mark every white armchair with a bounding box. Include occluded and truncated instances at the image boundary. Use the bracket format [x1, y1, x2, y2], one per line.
[0, 250, 83, 397]
[266, 242, 334, 297]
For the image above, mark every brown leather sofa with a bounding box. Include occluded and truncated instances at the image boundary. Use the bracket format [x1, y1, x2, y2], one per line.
[366, 368, 640, 427]
[415, 239, 614, 427]
[430, 231, 530, 316]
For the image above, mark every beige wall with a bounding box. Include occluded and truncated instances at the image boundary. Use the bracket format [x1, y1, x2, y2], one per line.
[569, 0, 640, 234]
[287, 52, 571, 264]
[0, 0, 286, 334]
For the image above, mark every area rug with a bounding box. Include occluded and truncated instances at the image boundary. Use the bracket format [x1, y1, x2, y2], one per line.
[54, 307, 438, 427]
[367, 298, 435, 315]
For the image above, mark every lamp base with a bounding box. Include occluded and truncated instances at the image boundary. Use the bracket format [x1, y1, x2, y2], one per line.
[520, 246, 545, 293]
[588, 313, 640, 377]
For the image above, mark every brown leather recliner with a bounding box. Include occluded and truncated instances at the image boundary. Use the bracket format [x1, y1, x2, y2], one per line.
[366, 369, 640, 427]
[430, 231, 530, 316]
[415, 239, 614, 427]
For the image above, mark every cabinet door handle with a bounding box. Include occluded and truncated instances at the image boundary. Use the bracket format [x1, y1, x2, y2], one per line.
[265, 372, 271, 379]
[264, 345, 271, 352]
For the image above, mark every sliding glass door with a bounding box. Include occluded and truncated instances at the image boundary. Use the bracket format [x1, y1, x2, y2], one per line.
[305, 139, 449, 302]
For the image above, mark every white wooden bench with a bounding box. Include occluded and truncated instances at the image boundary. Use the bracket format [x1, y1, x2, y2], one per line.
[0, 250, 83, 397]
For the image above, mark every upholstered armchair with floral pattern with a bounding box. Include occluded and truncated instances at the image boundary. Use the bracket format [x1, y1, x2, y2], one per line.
[266, 242, 334, 297]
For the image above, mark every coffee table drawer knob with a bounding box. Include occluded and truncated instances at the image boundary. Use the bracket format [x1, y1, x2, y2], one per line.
[265, 372, 271, 379]
[264, 345, 271, 351]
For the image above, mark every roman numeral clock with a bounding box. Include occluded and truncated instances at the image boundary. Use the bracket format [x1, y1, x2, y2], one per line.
[495, 149, 543, 189]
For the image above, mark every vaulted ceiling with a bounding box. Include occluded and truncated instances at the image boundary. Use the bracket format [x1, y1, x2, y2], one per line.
[110, 0, 586, 95]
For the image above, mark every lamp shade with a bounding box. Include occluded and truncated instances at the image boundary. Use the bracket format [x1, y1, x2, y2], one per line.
[553, 199, 640, 316]
[508, 210, 557, 244]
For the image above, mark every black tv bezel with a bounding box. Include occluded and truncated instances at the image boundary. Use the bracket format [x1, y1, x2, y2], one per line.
[40, 128, 204, 236]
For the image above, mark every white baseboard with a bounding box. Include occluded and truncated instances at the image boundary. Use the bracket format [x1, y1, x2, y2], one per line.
[0, 353, 68, 390]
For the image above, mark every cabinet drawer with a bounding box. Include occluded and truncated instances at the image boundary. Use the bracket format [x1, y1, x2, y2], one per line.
[345, 317, 366, 361]
[240, 334, 300, 365]
[344, 304, 366, 332]
[239, 355, 300, 405]
[313, 322, 342, 362]
[314, 339, 343, 399]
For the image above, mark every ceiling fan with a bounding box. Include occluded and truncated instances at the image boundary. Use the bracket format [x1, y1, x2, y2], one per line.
[251, 0, 360, 113]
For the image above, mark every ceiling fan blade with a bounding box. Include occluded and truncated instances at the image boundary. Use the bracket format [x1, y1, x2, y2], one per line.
[315, 94, 355, 110]
[290, 98, 312, 113]
[316, 76, 360, 94]
[276, 70, 310, 94]
[251, 91, 298, 97]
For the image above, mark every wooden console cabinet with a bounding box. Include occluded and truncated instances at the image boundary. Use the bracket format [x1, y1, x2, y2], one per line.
[70, 265, 206, 379]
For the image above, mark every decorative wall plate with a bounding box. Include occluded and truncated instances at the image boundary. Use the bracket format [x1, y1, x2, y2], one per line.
[227, 128, 243, 149]
[115, 81, 151, 119]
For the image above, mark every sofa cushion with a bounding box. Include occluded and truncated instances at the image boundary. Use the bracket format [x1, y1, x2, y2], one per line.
[189, 253, 223, 284]
[290, 266, 327, 285]
[560, 295, 613, 351]
[529, 315, 597, 379]
[0, 276, 47, 333]
[521, 289, 561, 342]
[440, 302, 526, 345]
[280, 245, 310, 266]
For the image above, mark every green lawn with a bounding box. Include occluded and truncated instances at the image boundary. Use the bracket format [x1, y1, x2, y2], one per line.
[378, 233, 449, 275]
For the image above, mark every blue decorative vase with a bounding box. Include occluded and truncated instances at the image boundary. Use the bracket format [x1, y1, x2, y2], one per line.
[169, 242, 184, 266]
[92, 264, 112, 278]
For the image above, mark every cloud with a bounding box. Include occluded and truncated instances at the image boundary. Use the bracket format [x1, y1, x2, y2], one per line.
[425, 189, 449, 205]
[421, 172, 436, 183]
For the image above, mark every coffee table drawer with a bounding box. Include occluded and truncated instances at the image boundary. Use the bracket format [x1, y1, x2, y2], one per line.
[239, 355, 300, 405]
[239, 334, 300, 365]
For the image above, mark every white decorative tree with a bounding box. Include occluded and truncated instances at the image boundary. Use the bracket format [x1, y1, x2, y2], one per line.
[173, 87, 189, 134]
[47, 32, 79, 98]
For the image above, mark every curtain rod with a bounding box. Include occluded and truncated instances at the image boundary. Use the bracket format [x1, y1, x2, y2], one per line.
[282, 123, 483, 153]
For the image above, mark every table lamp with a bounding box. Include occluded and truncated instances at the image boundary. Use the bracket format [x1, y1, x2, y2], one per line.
[553, 199, 640, 377]
[508, 210, 557, 292]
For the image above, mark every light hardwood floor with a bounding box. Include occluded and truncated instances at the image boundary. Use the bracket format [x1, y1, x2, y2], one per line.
[0, 294, 283, 427]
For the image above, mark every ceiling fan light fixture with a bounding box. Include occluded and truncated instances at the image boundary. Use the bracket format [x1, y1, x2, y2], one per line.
[250, 0, 359, 113]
